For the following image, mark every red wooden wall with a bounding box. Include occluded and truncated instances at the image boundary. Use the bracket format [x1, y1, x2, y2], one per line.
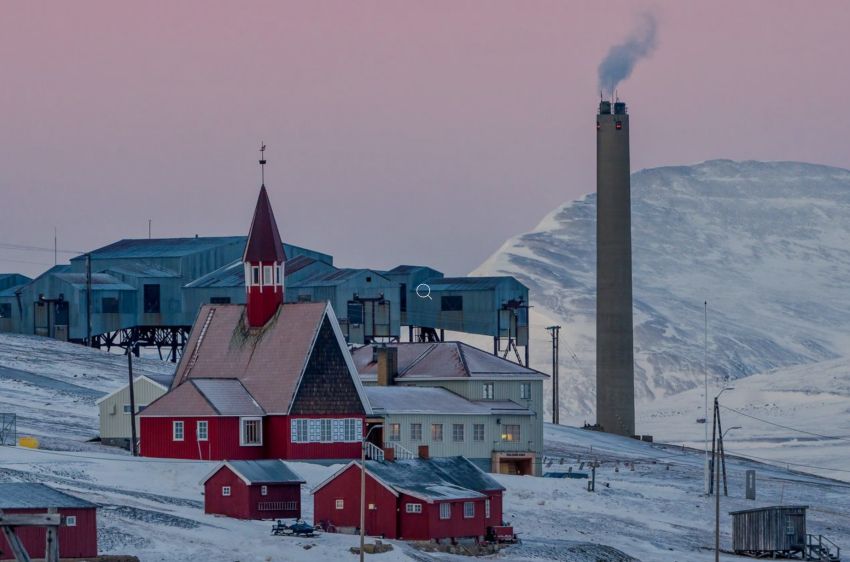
[0, 508, 96, 560]
[313, 464, 398, 539]
[203, 467, 301, 520]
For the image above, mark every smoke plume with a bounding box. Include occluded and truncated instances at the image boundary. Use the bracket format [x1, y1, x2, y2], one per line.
[597, 12, 658, 97]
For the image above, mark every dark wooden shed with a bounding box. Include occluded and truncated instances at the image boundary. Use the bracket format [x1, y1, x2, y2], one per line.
[731, 505, 808, 558]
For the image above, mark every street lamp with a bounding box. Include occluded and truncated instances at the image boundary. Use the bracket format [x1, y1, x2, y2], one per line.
[715, 425, 741, 562]
[360, 424, 383, 562]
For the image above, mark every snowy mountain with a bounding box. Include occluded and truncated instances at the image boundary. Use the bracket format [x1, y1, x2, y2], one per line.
[475, 160, 850, 417]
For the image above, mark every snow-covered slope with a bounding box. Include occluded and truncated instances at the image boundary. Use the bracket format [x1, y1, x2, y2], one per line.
[0, 333, 175, 448]
[475, 160, 850, 417]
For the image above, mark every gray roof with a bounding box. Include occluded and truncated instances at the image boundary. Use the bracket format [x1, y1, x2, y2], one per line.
[104, 262, 180, 278]
[730, 505, 808, 515]
[425, 276, 525, 291]
[53, 272, 136, 291]
[364, 456, 504, 502]
[384, 265, 443, 276]
[353, 342, 547, 380]
[73, 237, 246, 260]
[219, 460, 305, 485]
[292, 268, 394, 288]
[147, 372, 176, 389]
[191, 379, 265, 416]
[366, 386, 531, 416]
[0, 483, 96, 509]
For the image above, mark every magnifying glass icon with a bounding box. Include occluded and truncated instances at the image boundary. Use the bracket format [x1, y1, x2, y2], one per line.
[415, 283, 432, 300]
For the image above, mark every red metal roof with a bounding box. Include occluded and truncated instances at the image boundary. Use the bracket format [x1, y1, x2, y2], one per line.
[243, 185, 286, 263]
[143, 302, 332, 416]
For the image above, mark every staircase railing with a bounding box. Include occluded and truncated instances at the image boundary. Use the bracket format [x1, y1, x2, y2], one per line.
[363, 442, 384, 461]
[806, 534, 840, 561]
[388, 442, 416, 460]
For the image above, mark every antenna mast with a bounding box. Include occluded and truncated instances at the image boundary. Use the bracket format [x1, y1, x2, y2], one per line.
[259, 142, 267, 186]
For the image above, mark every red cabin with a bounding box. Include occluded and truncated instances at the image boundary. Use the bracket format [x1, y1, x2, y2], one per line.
[0, 484, 97, 561]
[312, 455, 505, 542]
[139, 184, 371, 462]
[201, 460, 305, 520]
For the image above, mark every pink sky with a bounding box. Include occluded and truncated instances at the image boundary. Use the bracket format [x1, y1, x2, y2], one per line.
[2, 1, 849, 276]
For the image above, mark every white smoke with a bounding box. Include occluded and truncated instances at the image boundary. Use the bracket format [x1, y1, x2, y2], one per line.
[597, 12, 658, 97]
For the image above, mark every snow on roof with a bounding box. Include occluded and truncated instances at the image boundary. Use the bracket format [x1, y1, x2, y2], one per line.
[192, 378, 265, 416]
[366, 386, 532, 416]
[104, 262, 180, 278]
[202, 460, 305, 486]
[52, 272, 136, 291]
[74, 236, 246, 260]
[0, 483, 96, 509]
[364, 456, 504, 502]
[352, 342, 547, 380]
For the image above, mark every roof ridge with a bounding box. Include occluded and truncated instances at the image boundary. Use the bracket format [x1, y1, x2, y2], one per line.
[455, 342, 471, 376]
[399, 343, 437, 376]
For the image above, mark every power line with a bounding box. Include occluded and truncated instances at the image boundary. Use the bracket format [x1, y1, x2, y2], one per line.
[720, 405, 850, 442]
[0, 242, 84, 255]
[724, 447, 850, 475]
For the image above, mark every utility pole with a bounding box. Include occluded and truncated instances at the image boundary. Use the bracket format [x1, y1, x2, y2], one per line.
[703, 300, 709, 495]
[53, 227, 57, 266]
[715, 425, 740, 562]
[148, 219, 152, 239]
[546, 325, 561, 424]
[85, 254, 92, 347]
[127, 349, 138, 456]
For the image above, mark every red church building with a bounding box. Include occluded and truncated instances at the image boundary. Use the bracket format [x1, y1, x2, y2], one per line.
[201, 460, 305, 520]
[139, 183, 371, 461]
[312, 454, 505, 542]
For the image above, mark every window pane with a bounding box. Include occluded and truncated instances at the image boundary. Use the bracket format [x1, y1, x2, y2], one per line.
[439, 503, 451, 519]
[464, 502, 474, 518]
[143, 284, 161, 314]
[102, 297, 119, 314]
[473, 424, 485, 441]
[431, 424, 443, 441]
[501, 424, 520, 442]
[389, 423, 401, 441]
[410, 423, 422, 441]
[263, 266, 273, 285]
[452, 424, 464, 442]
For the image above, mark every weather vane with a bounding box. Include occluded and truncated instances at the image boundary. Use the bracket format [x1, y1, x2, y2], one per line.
[259, 142, 267, 186]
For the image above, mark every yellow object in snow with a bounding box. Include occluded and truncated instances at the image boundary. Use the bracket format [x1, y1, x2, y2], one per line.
[18, 436, 39, 449]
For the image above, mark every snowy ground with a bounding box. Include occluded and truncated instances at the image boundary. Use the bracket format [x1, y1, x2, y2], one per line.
[1, 334, 848, 561]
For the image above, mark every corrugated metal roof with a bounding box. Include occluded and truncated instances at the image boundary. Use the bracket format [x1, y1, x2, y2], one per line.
[365, 456, 503, 501]
[192, 379, 265, 416]
[0, 483, 96, 509]
[0, 283, 27, 297]
[352, 342, 546, 380]
[53, 272, 136, 291]
[105, 263, 180, 278]
[384, 265, 441, 275]
[293, 268, 393, 287]
[147, 372, 176, 388]
[75, 237, 246, 260]
[425, 276, 523, 291]
[223, 460, 305, 484]
[730, 505, 808, 515]
[184, 260, 244, 289]
[366, 387, 531, 416]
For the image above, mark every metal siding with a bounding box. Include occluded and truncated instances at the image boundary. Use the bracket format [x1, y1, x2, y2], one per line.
[420, 497, 487, 541]
[140, 417, 263, 460]
[205, 467, 252, 519]
[0, 507, 97, 560]
[99, 378, 169, 439]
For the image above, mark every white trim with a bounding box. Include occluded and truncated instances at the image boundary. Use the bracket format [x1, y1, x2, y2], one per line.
[172, 420, 184, 441]
[239, 417, 263, 446]
[95, 375, 169, 405]
[286, 303, 373, 416]
[222, 486, 231, 497]
[64, 515, 77, 527]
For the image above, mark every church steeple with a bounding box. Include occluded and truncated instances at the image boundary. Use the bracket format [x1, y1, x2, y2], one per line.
[243, 149, 286, 328]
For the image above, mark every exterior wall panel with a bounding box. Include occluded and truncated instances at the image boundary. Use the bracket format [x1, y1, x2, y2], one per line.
[0, 507, 97, 560]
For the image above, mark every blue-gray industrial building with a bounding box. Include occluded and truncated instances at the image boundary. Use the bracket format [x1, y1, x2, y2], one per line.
[0, 237, 529, 363]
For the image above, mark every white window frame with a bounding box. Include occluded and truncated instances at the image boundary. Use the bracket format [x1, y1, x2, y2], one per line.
[463, 501, 475, 519]
[335, 499, 344, 510]
[482, 382, 495, 400]
[222, 486, 231, 497]
[123, 404, 132, 415]
[473, 423, 485, 442]
[501, 424, 520, 442]
[520, 382, 531, 400]
[439, 502, 451, 520]
[406, 503, 423, 514]
[172, 421, 184, 441]
[410, 423, 422, 441]
[320, 418, 332, 442]
[275, 265, 282, 285]
[389, 423, 401, 442]
[431, 423, 443, 441]
[64, 515, 77, 527]
[452, 423, 464, 442]
[261, 485, 268, 496]
[263, 265, 273, 285]
[251, 266, 260, 286]
[240, 417, 263, 446]
[196, 420, 208, 441]
[485, 499, 491, 519]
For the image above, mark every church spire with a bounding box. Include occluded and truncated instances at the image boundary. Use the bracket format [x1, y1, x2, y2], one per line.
[243, 147, 286, 328]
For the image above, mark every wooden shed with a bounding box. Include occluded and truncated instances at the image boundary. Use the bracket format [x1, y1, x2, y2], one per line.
[0, 483, 97, 560]
[201, 460, 305, 520]
[730, 505, 808, 558]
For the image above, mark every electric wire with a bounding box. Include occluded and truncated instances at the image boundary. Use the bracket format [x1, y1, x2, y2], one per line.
[720, 405, 850, 441]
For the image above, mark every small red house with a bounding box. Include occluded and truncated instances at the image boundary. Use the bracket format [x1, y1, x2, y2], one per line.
[201, 460, 305, 520]
[139, 184, 371, 461]
[313, 455, 505, 542]
[0, 483, 97, 561]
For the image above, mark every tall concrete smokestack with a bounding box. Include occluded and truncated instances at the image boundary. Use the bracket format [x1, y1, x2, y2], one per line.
[596, 99, 635, 437]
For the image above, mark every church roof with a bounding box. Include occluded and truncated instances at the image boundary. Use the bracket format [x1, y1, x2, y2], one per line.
[243, 185, 286, 263]
[141, 302, 370, 417]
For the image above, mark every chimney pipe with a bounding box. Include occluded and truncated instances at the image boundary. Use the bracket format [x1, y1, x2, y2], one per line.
[418, 445, 429, 460]
[376, 346, 398, 386]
